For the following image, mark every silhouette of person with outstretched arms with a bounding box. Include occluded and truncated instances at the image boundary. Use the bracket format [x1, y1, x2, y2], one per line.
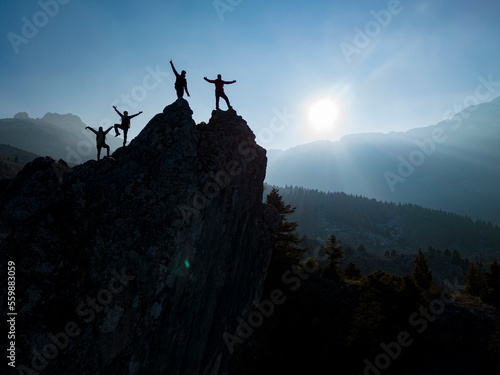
[86, 126, 113, 160]
[170, 60, 190, 99]
[204, 74, 236, 110]
[113, 106, 142, 147]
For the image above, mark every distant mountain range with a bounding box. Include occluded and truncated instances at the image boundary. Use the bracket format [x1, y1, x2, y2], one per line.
[266, 96, 500, 224]
[0, 112, 123, 165]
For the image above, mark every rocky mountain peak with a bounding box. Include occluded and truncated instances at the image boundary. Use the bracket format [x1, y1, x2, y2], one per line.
[13, 112, 30, 119]
[0, 99, 279, 374]
[39, 112, 87, 129]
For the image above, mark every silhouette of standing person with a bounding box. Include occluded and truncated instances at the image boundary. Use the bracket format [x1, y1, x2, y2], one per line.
[113, 106, 142, 147]
[170, 60, 190, 99]
[204, 74, 236, 110]
[86, 126, 113, 160]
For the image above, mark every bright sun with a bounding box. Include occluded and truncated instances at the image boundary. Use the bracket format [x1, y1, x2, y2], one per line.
[308, 98, 339, 132]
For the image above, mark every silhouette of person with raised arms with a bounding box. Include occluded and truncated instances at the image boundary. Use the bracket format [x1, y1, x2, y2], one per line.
[204, 74, 236, 110]
[113, 106, 142, 147]
[170, 60, 190, 99]
[86, 125, 113, 160]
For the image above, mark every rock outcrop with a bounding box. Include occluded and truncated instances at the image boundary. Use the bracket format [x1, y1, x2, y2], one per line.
[0, 99, 279, 375]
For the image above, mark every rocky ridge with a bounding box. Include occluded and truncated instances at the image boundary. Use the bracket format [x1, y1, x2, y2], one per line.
[0, 99, 279, 374]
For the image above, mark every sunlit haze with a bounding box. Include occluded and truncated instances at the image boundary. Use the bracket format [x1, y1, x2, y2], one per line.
[1, 0, 500, 150]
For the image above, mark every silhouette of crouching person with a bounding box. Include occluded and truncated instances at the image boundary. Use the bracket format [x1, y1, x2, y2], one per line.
[86, 126, 113, 160]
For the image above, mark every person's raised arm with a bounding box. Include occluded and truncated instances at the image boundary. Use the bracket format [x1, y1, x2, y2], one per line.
[130, 111, 143, 119]
[85, 126, 97, 134]
[170, 60, 179, 77]
[104, 126, 113, 134]
[112, 105, 122, 117]
[223, 79, 236, 85]
[204, 77, 215, 83]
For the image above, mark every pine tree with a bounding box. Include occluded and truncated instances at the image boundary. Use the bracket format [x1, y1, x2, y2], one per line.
[343, 262, 362, 280]
[465, 262, 483, 296]
[343, 245, 354, 257]
[266, 188, 304, 270]
[384, 250, 390, 258]
[481, 260, 500, 306]
[322, 235, 344, 281]
[412, 249, 433, 290]
[451, 250, 462, 265]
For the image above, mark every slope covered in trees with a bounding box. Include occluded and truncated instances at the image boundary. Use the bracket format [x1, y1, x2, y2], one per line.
[271, 185, 500, 257]
[0, 144, 39, 180]
[229, 189, 500, 375]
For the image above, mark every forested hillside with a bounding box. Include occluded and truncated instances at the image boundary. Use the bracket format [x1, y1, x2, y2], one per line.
[272, 185, 500, 257]
[0, 144, 39, 180]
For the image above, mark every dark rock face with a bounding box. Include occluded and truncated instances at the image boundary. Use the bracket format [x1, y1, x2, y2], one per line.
[0, 99, 279, 375]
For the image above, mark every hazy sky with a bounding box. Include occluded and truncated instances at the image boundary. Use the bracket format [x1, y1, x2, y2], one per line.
[1, 0, 500, 150]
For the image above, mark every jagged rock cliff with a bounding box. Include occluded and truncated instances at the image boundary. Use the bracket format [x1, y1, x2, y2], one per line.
[0, 99, 279, 375]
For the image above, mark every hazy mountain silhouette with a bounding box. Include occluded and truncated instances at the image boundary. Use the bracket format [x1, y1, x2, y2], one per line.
[266, 96, 500, 224]
[0, 112, 124, 164]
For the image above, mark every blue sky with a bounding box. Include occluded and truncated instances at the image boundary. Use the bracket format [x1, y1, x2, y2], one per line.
[1, 0, 500, 150]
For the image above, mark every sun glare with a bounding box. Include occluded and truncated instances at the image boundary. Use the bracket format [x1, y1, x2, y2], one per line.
[308, 98, 339, 132]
